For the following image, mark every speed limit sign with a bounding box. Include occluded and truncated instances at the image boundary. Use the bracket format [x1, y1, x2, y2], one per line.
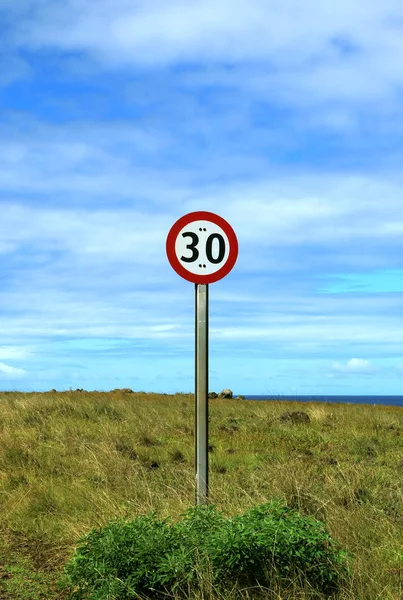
[166, 211, 238, 284]
[166, 211, 238, 505]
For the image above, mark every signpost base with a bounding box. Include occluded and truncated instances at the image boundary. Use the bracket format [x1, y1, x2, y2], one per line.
[195, 283, 209, 504]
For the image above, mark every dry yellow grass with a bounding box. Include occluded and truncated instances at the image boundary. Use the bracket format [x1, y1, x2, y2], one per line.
[0, 390, 401, 599]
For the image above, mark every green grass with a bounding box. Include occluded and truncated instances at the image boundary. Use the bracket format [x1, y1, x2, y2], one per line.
[0, 390, 402, 599]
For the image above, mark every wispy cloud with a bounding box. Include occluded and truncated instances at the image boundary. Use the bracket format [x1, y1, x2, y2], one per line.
[0, 347, 30, 360]
[330, 358, 375, 376]
[0, 362, 27, 377]
[5, 1, 403, 117]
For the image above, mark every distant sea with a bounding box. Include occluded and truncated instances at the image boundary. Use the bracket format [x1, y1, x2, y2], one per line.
[244, 395, 403, 407]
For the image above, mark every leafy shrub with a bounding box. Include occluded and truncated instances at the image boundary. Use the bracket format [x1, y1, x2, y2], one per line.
[61, 501, 350, 599]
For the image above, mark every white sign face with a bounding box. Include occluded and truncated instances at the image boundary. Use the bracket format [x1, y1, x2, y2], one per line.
[175, 219, 230, 277]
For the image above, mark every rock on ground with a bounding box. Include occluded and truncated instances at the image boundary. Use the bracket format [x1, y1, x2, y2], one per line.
[280, 411, 310, 424]
[218, 389, 233, 399]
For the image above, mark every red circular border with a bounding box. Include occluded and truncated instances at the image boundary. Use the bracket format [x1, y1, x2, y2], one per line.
[166, 211, 238, 284]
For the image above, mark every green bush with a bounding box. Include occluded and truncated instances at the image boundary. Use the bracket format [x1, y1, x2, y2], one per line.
[61, 501, 350, 599]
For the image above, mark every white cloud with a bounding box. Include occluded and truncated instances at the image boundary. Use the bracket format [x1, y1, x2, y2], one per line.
[0, 120, 173, 200]
[5, 0, 403, 111]
[0, 362, 27, 377]
[331, 358, 375, 375]
[3, 123, 402, 261]
[0, 347, 30, 360]
[1, 170, 403, 309]
[1, 160, 403, 356]
[0, 202, 170, 268]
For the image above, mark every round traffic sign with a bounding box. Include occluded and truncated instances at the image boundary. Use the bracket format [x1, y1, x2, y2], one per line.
[166, 211, 238, 284]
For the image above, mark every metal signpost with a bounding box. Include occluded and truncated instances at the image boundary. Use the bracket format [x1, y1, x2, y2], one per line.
[166, 211, 238, 504]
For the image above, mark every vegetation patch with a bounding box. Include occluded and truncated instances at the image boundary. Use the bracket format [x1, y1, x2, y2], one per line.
[61, 501, 350, 599]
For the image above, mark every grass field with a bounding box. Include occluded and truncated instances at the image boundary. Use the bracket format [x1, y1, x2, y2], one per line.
[0, 390, 401, 599]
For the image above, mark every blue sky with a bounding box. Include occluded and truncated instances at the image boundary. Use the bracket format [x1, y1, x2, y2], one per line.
[1, 0, 403, 395]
